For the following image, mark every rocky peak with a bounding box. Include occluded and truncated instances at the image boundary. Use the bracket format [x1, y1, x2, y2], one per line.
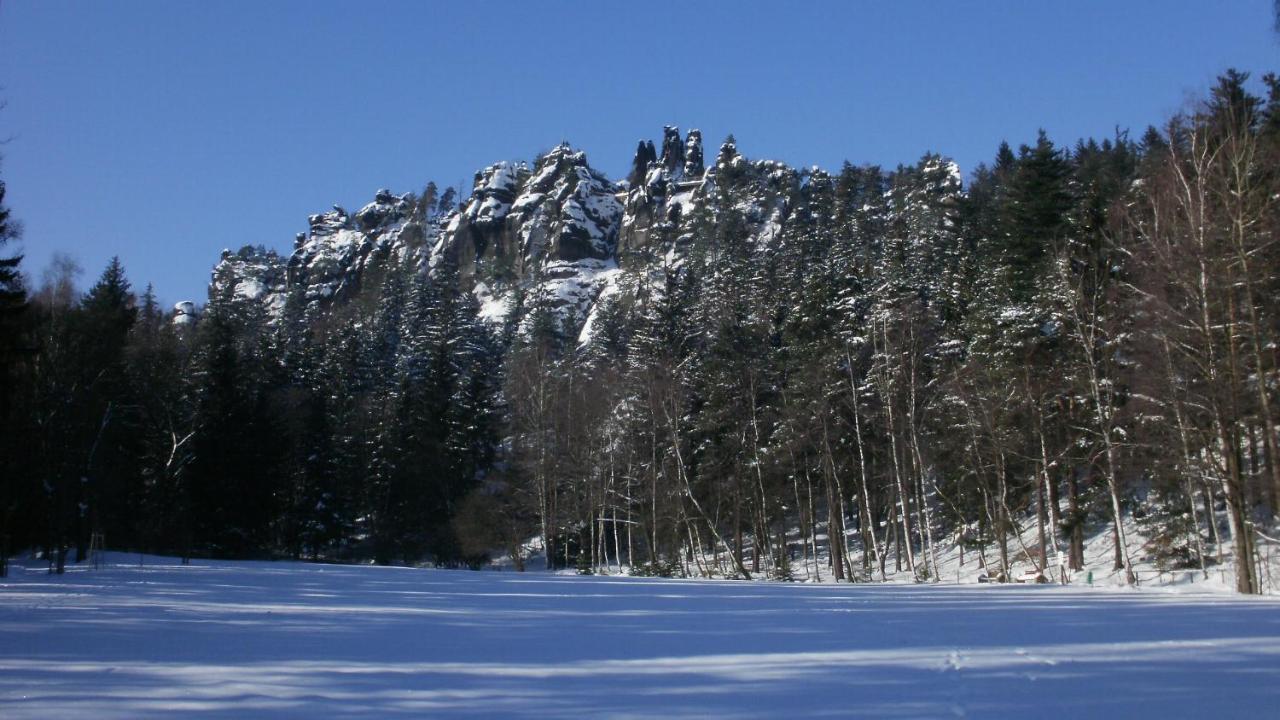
[463, 161, 526, 229]
[206, 126, 833, 345]
[683, 129, 704, 178]
[354, 188, 411, 232]
[210, 245, 287, 316]
[172, 300, 198, 327]
[628, 140, 658, 186]
[448, 145, 622, 280]
[287, 188, 424, 309]
[660, 125, 685, 176]
[308, 206, 350, 237]
[535, 147, 623, 263]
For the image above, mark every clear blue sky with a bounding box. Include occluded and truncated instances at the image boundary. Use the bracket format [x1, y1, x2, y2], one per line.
[1, 1, 1276, 305]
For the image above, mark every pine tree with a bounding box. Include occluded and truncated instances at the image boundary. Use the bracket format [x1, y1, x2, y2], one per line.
[419, 181, 440, 220]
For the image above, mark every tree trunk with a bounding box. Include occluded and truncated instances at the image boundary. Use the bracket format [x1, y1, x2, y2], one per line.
[845, 348, 884, 579]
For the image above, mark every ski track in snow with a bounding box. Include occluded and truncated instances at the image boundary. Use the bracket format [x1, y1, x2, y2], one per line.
[2, 556, 1280, 718]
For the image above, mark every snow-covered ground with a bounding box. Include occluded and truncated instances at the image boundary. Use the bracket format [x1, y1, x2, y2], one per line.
[3, 555, 1279, 718]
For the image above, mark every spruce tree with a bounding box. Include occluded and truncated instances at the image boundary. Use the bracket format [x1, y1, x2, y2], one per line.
[75, 258, 141, 558]
[1000, 132, 1073, 300]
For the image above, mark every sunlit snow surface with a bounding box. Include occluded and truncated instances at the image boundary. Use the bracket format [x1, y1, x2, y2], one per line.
[3, 557, 1280, 718]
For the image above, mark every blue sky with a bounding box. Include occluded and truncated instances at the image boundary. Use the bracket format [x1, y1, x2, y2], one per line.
[1, 1, 1276, 305]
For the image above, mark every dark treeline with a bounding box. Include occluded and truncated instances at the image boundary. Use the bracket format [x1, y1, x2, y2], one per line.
[2, 71, 1278, 592]
[2, 242, 501, 571]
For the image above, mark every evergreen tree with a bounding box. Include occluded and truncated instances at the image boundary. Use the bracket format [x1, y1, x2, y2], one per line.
[0, 164, 24, 575]
[0, 169, 23, 398]
[186, 277, 283, 558]
[72, 258, 141, 557]
[999, 132, 1073, 300]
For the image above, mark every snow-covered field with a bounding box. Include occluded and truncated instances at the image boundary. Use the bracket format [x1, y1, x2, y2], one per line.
[3, 556, 1280, 718]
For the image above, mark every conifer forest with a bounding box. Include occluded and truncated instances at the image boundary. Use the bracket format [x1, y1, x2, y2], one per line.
[4, 70, 1280, 595]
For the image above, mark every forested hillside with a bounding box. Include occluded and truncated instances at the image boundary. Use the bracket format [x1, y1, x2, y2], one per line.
[3, 70, 1278, 593]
